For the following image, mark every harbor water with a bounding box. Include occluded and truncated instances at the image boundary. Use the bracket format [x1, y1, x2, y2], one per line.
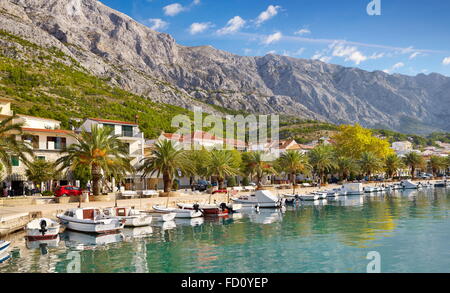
[0, 188, 449, 273]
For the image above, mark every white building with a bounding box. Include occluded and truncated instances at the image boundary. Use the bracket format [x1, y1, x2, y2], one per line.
[392, 141, 413, 152]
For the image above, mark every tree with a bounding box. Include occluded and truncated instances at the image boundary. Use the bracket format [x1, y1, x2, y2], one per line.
[308, 145, 336, 184]
[403, 152, 425, 179]
[336, 156, 359, 181]
[207, 150, 241, 189]
[25, 159, 57, 190]
[242, 151, 277, 188]
[138, 139, 190, 193]
[428, 155, 446, 177]
[0, 116, 33, 174]
[333, 124, 394, 160]
[384, 154, 404, 179]
[359, 151, 383, 180]
[57, 125, 132, 196]
[277, 150, 311, 193]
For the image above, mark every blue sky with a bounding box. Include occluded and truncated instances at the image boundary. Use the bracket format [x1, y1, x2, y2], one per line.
[100, 0, 450, 76]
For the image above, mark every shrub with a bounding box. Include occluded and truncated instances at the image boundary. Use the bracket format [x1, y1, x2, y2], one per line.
[226, 176, 237, 187]
[242, 177, 250, 186]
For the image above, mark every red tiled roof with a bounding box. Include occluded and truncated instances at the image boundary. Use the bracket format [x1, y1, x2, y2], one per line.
[89, 118, 138, 125]
[22, 128, 74, 134]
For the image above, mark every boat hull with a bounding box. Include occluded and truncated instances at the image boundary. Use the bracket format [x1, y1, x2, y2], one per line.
[57, 216, 124, 234]
[0, 240, 10, 254]
[152, 206, 203, 218]
[231, 199, 282, 208]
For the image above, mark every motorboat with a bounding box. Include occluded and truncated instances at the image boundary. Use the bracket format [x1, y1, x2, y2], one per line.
[311, 191, 328, 199]
[342, 183, 364, 195]
[231, 190, 285, 208]
[400, 180, 420, 189]
[177, 202, 230, 216]
[323, 190, 339, 198]
[103, 207, 152, 227]
[297, 193, 320, 201]
[364, 186, 377, 193]
[434, 180, 449, 188]
[0, 240, 11, 263]
[26, 218, 60, 241]
[331, 187, 347, 196]
[152, 205, 203, 218]
[57, 208, 125, 234]
[144, 212, 176, 222]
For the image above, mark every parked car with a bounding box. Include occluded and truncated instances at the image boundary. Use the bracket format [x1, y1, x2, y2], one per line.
[55, 185, 83, 197]
[192, 180, 210, 192]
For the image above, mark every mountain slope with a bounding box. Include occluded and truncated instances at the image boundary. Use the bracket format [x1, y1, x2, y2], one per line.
[1, 0, 449, 134]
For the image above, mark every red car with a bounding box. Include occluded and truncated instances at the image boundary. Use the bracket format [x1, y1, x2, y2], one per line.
[54, 185, 83, 197]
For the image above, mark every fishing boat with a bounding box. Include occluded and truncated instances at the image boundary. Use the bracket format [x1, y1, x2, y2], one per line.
[57, 207, 125, 234]
[152, 205, 203, 218]
[231, 190, 285, 208]
[297, 193, 320, 201]
[103, 207, 153, 227]
[177, 202, 232, 216]
[26, 218, 60, 241]
[400, 180, 420, 189]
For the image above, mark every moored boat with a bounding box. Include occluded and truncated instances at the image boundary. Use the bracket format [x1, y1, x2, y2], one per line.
[400, 180, 420, 189]
[297, 193, 320, 201]
[177, 202, 230, 216]
[26, 218, 60, 241]
[57, 208, 125, 234]
[231, 190, 285, 208]
[0, 240, 11, 263]
[152, 205, 203, 218]
[103, 207, 153, 227]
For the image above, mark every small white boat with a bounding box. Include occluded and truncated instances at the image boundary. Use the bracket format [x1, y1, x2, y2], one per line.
[232, 190, 285, 208]
[297, 193, 320, 201]
[323, 190, 339, 198]
[26, 218, 60, 241]
[400, 180, 420, 189]
[311, 191, 328, 199]
[152, 205, 203, 218]
[57, 208, 124, 234]
[103, 207, 153, 227]
[177, 203, 230, 216]
[332, 187, 347, 196]
[364, 186, 378, 193]
[144, 212, 176, 222]
[342, 183, 364, 195]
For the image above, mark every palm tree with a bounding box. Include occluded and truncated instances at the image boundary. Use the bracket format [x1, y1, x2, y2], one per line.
[384, 154, 404, 180]
[25, 159, 58, 191]
[336, 156, 359, 182]
[277, 150, 311, 194]
[428, 155, 446, 178]
[359, 151, 383, 180]
[403, 152, 425, 179]
[137, 139, 190, 193]
[308, 145, 335, 185]
[242, 151, 277, 188]
[206, 150, 240, 189]
[0, 116, 33, 173]
[57, 125, 132, 196]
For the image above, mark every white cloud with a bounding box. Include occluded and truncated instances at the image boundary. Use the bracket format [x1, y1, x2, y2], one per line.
[311, 52, 332, 63]
[294, 28, 311, 35]
[331, 43, 367, 65]
[217, 16, 246, 35]
[163, 3, 184, 16]
[255, 5, 281, 26]
[368, 52, 385, 60]
[443, 57, 450, 65]
[146, 18, 169, 31]
[192, 0, 201, 5]
[282, 48, 305, 57]
[383, 62, 405, 73]
[262, 32, 282, 45]
[189, 22, 212, 35]
[409, 52, 421, 60]
[267, 50, 277, 55]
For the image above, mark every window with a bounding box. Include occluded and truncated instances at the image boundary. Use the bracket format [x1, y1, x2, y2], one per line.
[11, 156, 19, 167]
[121, 125, 133, 137]
[37, 156, 45, 161]
[22, 135, 39, 149]
[103, 124, 115, 133]
[47, 137, 66, 150]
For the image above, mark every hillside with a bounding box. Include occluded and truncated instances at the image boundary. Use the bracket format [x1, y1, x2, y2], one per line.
[0, 0, 449, 135]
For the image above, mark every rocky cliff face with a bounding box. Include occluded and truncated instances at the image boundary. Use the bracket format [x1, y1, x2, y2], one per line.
[1, 0, 449, 133]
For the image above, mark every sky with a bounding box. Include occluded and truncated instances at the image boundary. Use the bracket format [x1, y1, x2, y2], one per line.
[99, 0, 450, 76]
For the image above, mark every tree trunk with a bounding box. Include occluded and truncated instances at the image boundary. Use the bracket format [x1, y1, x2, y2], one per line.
[411, 166, 415, 179]
[163, 172, 172, 193]
[218, 178, 224, 190]
[91, 164, 102, 196]
[291, 173, 296, 195]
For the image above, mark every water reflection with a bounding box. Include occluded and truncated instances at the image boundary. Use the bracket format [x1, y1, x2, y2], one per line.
[0, 188, 448, 273]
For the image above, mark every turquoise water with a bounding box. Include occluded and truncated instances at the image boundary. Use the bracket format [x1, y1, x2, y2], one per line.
[1, 188, 449, 273]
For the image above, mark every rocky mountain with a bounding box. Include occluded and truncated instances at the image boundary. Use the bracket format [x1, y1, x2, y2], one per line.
[1, 0, 449, 134]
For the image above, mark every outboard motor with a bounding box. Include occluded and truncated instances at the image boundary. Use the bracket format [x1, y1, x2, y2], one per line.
[193, 204, 200, 212]
[39, 219, 48, 236]
[219, 202, 228, 212]
[255, 204, 260, 213]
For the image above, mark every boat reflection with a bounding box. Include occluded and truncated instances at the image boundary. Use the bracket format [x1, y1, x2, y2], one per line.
[26, 236, 60, 254]
[175, 217, 204, 227]
[63, 231, 124, 249]
[152, 220, 177, 231]
[123, 226, 153, 239]
[247, 209, 284, 224]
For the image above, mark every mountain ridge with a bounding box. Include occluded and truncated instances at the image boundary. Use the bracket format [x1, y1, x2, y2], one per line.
[1, 0, 449, 134]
